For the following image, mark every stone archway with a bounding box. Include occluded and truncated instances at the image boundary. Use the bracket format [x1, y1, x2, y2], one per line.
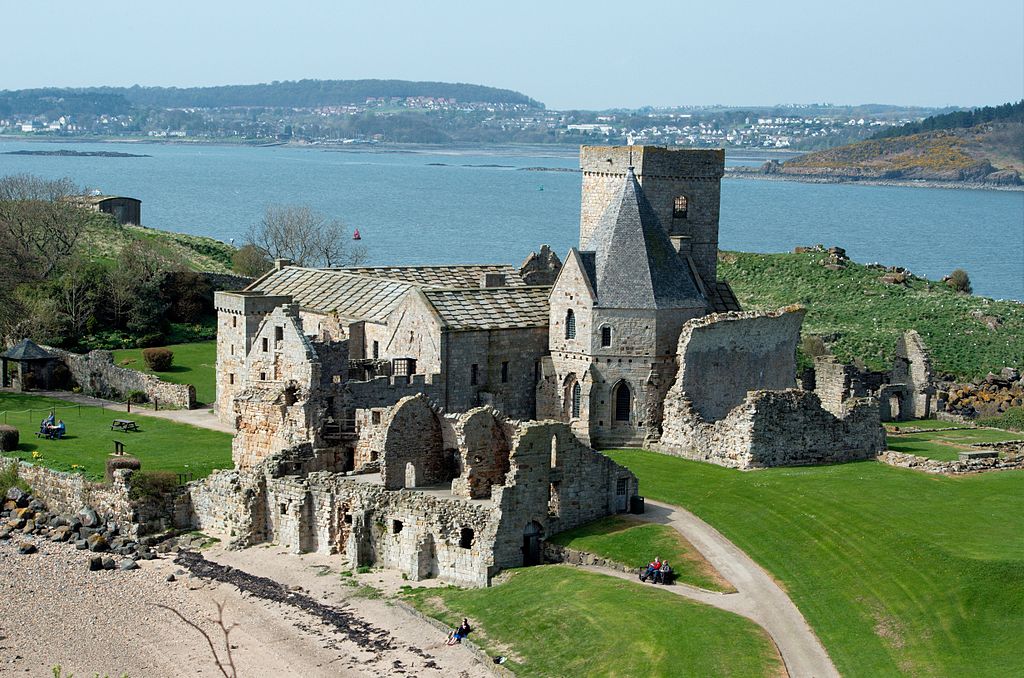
[612, 380, 632, 425]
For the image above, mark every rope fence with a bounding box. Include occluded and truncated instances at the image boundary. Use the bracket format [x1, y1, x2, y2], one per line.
[0, 404, 85, 425]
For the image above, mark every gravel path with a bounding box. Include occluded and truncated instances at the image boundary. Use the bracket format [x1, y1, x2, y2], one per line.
[586, 499, 839, 678]
[0, 536, 485, 677]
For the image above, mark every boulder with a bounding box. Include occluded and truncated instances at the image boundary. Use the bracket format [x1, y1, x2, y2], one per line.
[50, 525, 72, 542]
[101, 556, 116, 570]
[74, 539, 88, 550]
[1001, 367, 1020, 382]
[86, 534, 109, 553]
[118, 558, 139, 571]
[0, 528, 11, 540]
[17, 542, 36, 554]
[5, 487, 28, 507]
[88, 555, 104, 571]
[78, 508, 100, 528]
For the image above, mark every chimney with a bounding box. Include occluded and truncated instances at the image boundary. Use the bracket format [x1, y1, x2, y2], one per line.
[480, 272, 507, 288]
[275, 258, 293, 271]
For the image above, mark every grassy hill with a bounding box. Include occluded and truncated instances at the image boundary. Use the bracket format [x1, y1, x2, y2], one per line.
[80, 211, 236, 273]
[778, 122, 1023, 184]
[718, 250, 1024, 379]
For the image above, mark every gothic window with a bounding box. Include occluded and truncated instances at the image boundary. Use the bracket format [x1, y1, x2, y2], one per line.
[501, 361, 509, 383]
[614, 382, 631, 422]
[600, 325, 612, 347]
[571, 382, 581, 418]
[673, 195, 689, 219]
[565, 309, 576, 339]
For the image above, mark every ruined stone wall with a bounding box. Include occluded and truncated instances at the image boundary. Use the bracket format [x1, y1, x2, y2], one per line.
[579, 146, 724, 281]
[814, 355, 861, 416]
[878, 449, 1024, 474]
[232, 385, 319, 469]
[658, 389, 885, 469]
[451, 408, 514, 500]
[346, 373, 444, 410]
[380, 395, 445, 489]
[444, 328, 548, 420]
[47, 347, 195, 409]
[181, 468, 264, 545]
[892, 330, 935, 418]
[672, 307, 803, 423]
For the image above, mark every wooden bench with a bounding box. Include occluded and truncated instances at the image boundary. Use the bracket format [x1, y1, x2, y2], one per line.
[111, 419, 139, 432]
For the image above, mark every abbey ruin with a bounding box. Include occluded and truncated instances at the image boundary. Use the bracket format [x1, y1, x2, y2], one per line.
[195, 145, 907, 585]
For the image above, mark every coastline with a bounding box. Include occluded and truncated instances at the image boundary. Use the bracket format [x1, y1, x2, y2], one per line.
[723, 168, 1024, 192]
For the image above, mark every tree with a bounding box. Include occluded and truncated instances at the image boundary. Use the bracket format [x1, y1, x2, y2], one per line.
[946, 268, 973, 294]
[231, 244, 272, 277]
[245, 205, 368, 268]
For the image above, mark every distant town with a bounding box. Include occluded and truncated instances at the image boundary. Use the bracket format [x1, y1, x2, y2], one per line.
[0, 80, 947, 149]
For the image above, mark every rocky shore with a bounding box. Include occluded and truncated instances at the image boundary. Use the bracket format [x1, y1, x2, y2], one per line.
[724, 166, 1024, 191]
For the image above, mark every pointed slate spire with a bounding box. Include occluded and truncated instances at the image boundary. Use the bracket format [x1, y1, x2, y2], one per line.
[583, 167, 704, 309]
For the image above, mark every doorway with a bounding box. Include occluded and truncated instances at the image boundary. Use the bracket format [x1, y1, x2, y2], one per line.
[522, 521, 543, 566]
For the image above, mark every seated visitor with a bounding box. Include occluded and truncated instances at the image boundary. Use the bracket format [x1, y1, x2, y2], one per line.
[655, 561, 672, 584]
[52, 419, 66, 439]
[640, 557, 662, 582]
[447, 618, 472, 646]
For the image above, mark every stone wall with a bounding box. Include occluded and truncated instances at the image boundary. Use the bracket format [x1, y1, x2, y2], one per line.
[346, 373, 444, 410]
[878, 449, 1024, 474]
[380, 395, 446, 490]
[180, 468, 264, 546]
[672, 307, 804, 422]
[444, 328, 548, 420]
[48, 347, 196, 409]
[891, 330, 935, 418]
[657, 389, 885, 469]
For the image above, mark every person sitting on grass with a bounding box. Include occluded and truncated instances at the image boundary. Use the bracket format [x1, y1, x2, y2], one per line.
[447, 618, 472, 646]
[640, 557, 662, 583]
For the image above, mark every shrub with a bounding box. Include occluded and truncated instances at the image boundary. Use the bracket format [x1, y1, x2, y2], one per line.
[232, 244, 273, 277]
[979, 407, 1024, 432]
[946, 268, 972, 294]
[142, 347, 174, 371]
[106, 455, 142, 483]
[126, 389, 148, 404]
[0, 463, 29, 497]
[128, 470, 179, 501]
[0, 424, 20, 452]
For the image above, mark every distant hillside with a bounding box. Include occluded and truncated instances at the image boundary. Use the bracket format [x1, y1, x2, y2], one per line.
[772, 121, 1024, 185]
[81, 213, 235, 274]
[72, 79, 543, 109]
[719, 250, 1024, 380]
[872, 100, 1024, 140]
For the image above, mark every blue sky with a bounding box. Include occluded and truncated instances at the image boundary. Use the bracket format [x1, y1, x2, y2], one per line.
[4, 0, 1022, 109]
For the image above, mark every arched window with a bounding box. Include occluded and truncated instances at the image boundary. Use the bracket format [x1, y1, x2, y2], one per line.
[565, 309, 576, 339]
[600, 325, 612, 347]
[673, 195, 689, 219]
[571, 382, 581, 419]
[614, 382, 631, 422]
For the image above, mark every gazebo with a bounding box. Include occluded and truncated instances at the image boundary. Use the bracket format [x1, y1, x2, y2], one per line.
[1, 339, 59, 391]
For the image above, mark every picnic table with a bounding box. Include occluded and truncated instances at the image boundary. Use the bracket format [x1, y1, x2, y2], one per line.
[111, 419, 139, 432]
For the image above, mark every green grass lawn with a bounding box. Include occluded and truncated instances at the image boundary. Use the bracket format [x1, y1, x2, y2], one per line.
[403, 566, 781, 677]
[548, 515, 734, 592]
[887, 427, 1022, 460]
[0, 392, 232, 481]
[606, 450, 1024, 678]
[112, 341, 217, 405]
[884, 418, 964, 431]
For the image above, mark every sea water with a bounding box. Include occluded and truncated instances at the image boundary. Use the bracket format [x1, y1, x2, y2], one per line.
[0, 140, 1020, 300]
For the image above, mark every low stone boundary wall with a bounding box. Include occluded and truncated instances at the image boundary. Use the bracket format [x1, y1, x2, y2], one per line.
[542, 542, 640, 575]
[2, 457, 183, 535]
[392, 600, 514, 677]
[877, 450, 1024, 474]
[47, 347, 196, 409]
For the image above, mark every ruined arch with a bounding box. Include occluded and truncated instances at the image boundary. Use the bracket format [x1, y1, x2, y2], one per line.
[380, 394, 444, 490]
[452, 407, 511, 499]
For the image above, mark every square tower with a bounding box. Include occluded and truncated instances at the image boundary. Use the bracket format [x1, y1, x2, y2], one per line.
[580, 145, 725, 283]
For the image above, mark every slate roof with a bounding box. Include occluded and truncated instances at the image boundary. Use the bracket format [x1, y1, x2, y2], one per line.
[247, 267, 412, 322]
[1, 338, 53, 361]
[708, 281, 742, 313]
[582, 168, 705, 309]
[423, 287, 551, 331]
[340, 265, 525, 288]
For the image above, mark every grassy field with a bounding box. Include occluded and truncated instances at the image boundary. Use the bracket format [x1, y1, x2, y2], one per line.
[886, 427, 1022, 460]
[112, 341, 217, 405]
[81, 213, 235, 273]
[0, 392, 232, 481]
[606, 450, 1024, 677]
[718, 250, 1024, 379]
[403, 566, 781, 677]
[548, 515, 733, 592]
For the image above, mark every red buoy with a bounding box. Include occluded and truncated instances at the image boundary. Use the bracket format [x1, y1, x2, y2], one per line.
[353, 229, 361, 241]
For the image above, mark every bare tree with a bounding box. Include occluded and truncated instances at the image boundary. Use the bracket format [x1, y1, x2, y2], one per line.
[156, 601, 238, 678]
[246, 204, 368, 268]
[0, 174, 91, 281]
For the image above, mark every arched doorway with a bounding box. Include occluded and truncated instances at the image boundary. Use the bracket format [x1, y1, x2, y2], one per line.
[522, 521, 543, 566]
[613, 381, 632, 424]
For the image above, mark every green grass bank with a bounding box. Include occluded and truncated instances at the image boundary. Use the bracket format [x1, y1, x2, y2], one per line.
[112, 341, 217, 405]
[606, 449, 1024, 677]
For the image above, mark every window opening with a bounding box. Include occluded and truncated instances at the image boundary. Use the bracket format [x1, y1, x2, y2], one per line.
[470, 364, 479, 385]
[392, 519, 403, 534]
[571, 382, 581, 419]
[601, 325, 612, 347]
[501, 361, 509, 383]
[372, 340, 379, 359]
[673, 195, 689, 219]
[261, 337, 268, 352]
[614, 382, 631, 421]
[459, 527, 474, 549]
[565, 309, 576, 339]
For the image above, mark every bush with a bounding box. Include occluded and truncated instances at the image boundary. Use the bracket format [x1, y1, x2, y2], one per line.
[946, 268, 972, 294]
[128, 470, 179, 501]
[126, 389, 148, 404]
[232, 244, 272, 277]
[0, 424, 20, 452]
[0, 463, 29, 498]
[142, 347, 174, 371]
[978, 407, 1024, 432]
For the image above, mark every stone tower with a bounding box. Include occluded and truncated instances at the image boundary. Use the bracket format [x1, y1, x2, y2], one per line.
[539, 166, 708, 448]
[579, 145, 725, 284]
